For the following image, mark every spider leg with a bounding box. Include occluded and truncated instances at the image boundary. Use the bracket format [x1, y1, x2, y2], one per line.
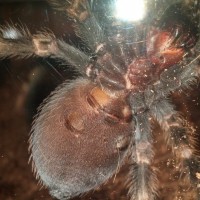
[48, 1, 133, 90]
[150, 98, 200, 198]
[128, 56, 200, 199]
[127, 112, 158, 200]
[0, 25, 90, 75]
[49, 0, 105, 52]
[152, 60, 199, 100]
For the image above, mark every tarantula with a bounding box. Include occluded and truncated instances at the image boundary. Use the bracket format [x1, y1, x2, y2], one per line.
[1, 0, 200, 199]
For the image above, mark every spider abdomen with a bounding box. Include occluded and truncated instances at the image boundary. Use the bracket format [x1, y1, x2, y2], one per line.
[30, 79, 133, 199]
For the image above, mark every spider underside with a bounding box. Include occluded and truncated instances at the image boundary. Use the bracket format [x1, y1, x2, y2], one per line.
[1, 0, 200, 200]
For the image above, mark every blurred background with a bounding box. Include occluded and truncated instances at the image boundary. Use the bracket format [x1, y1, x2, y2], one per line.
[0, 1, 200, 200]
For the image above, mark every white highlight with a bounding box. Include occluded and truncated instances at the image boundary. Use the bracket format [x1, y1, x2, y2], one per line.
[115, 0, 146, 21]
[3, 28, 22, 39]
[181, 148, 192, 159]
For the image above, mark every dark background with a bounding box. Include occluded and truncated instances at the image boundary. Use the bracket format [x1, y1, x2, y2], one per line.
[0, 1, 200, 200]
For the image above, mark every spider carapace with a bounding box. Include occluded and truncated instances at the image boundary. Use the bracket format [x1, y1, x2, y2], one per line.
[1, 0, 200, 200]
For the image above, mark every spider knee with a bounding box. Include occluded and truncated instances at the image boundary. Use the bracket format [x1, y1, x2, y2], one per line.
[136, 142, 152, 164]
[180, 148, 193, 159]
